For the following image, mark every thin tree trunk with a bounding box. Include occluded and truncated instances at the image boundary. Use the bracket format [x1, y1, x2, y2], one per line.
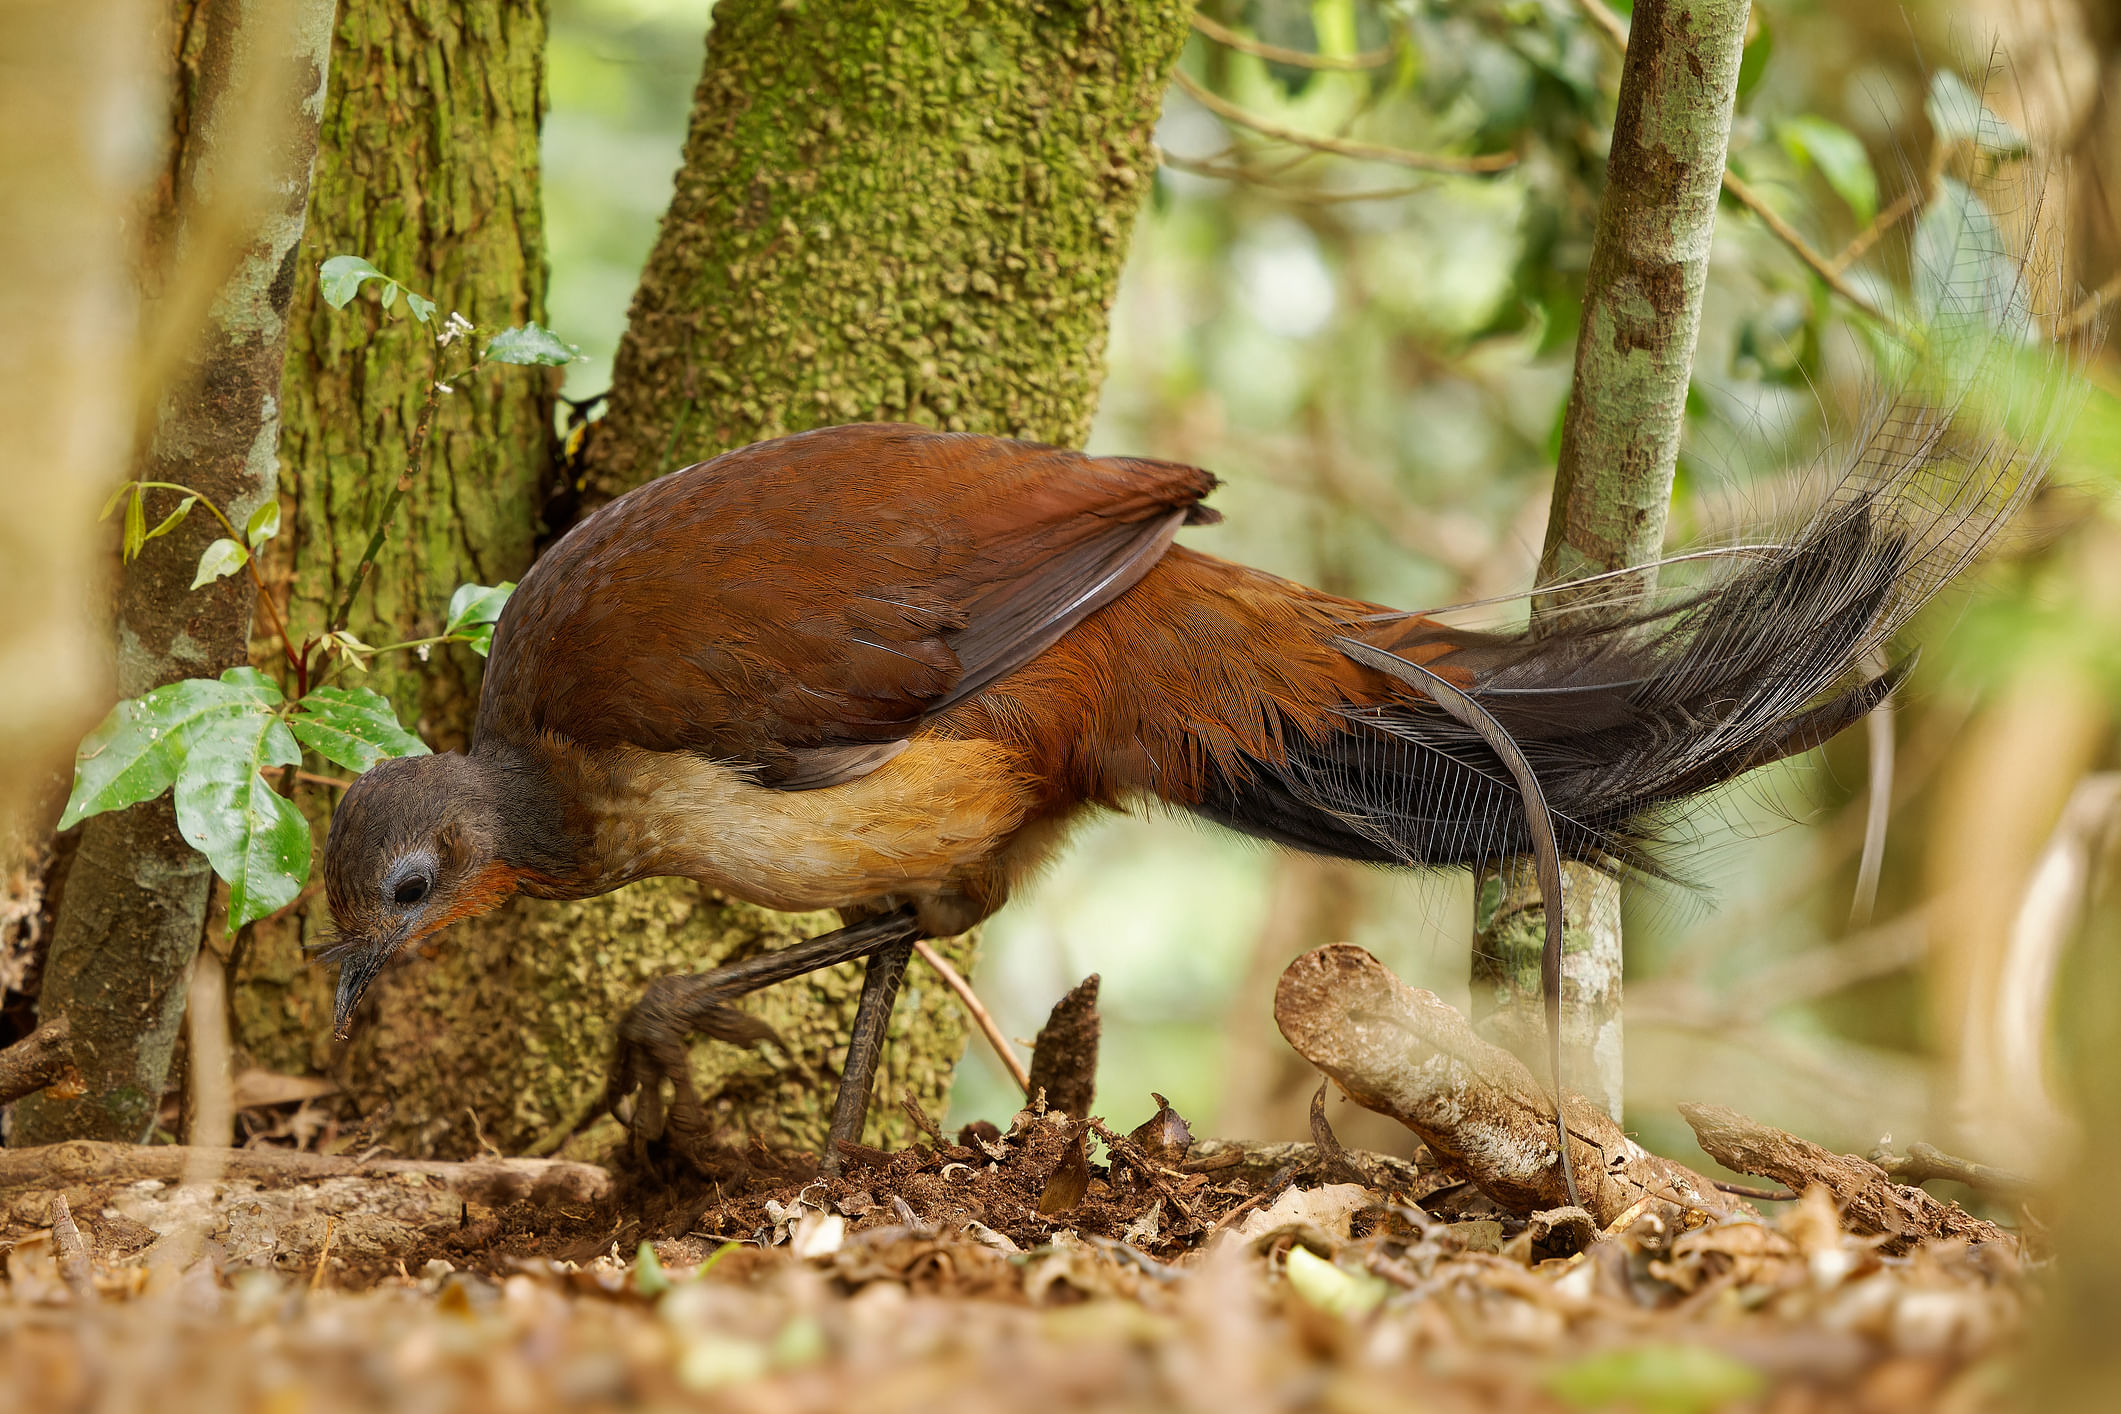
[1469, 0, 1751, 1121]
[15, 0, 337, 1144]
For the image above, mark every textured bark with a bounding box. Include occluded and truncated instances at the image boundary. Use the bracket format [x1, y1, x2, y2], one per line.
[583, 0, 1194, 491]
[17, 0, 336, 1145]
[1472, 0, 1751, 1122]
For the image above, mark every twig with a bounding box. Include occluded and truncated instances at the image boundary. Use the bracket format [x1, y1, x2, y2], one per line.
[1829, 187, 1921, 273]
[912, 939, 1029, 1095]
[1173, 70, 1515, 174]
[1573, 0, 1630, 48]
[310, 1215, 335, 1293]
[0, 1140, 613, 1207]
[1871, 1141, 2037, 1204]
[51, 1194, 94, 1303]
[1712, 1180, 1799, 1202]
[1158, 147, 1437, 204]
[2058, 269, 2121, 337]
[1088, 1118, 1201, 1231]
[0, 1016, 76, 1106]
[1679, 1103, 2010, 1252]
[1721, 170, 1898, 326]
[1189, 13, 1397, 71]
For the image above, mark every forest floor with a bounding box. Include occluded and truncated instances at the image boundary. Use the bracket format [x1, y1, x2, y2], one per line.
[0, 1086, 2029, 1414]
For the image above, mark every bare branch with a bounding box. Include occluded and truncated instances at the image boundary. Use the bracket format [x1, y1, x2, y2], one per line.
[1172, 70, 1515, 174]
[1189, 13, 1396, 71]
[914, 939, 1029, 1095]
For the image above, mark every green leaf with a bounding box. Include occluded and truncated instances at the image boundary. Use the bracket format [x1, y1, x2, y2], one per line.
[404, 290, 437, 324]
[378, 280, 399, 310]
[58, 669, 285, 831]
[1912, 178, 2023, 335]
[319, 255, 387, 309]
[445, 580, 515, 634]
[290, 686, 430, 773]
[1777, 115, 1877, 225]
[142, 495, 198, 546]
[484, 324, 582, 366]
[1282, 1246, 1388, 1320]
[99, 481, 136, 521]
[173, 710, 309, 930]
[122, 485, 146, 562]
[1924, 70, 2027, 158]
[1545, 1343, 1765, 1414]
[192, 537, 250, 590]
[245, 499, 281, 550]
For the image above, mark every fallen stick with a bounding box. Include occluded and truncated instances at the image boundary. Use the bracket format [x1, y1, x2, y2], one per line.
[1275, 945, 1734, 1227]
[0, 1141, 614, 1270]
[1679, 1104, 2009, 1253]
[1872, 1141, 2036, 1206]
[0, 1140, 612, 1208]
[0, 1016, 76, 1105]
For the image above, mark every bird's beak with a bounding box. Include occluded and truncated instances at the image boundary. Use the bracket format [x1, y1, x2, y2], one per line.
[331, 934, 405, 1039]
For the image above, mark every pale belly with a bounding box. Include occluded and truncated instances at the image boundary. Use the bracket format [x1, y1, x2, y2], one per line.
[587, 735, 1044, 921]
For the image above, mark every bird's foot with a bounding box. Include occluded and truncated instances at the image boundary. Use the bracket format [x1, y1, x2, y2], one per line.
[578, 907, 924, 1175]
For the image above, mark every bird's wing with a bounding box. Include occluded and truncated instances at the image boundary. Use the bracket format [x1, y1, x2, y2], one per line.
[476, 423, 1218, 788]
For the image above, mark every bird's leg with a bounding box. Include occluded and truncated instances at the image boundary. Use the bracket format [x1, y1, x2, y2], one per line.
[820, 937, 915, 1176]
[598, 906, 922, 1165]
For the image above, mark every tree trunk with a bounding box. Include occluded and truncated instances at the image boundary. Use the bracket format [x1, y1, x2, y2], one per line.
[15, 0, 337, 1145]
[225, 0, 558, 1157]
[582, 0, 1193, 494]
[1469, 0, 1750, 1121]
[234, 0, 1190, 1161]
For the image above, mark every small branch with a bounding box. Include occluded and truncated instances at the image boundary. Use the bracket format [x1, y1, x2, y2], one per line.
[1829, 187, 1921, 273]
[2058, 269, 2121, 337]
[1679, 1103, 2010, 1253]
[1713, 1180, 1799, 1202]
[0, 1140, 612, 1208]
[1189, 13, 1397, 71]
[1573, 0, 1629, 48]
[0, 1016, 76, 1106]
[1274, 945, 1735, 1226]
[1173, 70, 1515, 174]
[913, 939, 1028, 1095]
[1871, 1141, 2037, 1204]
[1721, 170, 1898, 327]
[1181, 1137, 1427, 1192]
[1158, 147, 1437, 204]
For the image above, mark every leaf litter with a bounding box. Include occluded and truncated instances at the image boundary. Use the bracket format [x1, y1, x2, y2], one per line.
[0, 1089, 2031, 1413]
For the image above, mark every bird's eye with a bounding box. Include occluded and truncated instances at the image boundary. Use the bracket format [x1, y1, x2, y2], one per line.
[393, 876, 431, 906]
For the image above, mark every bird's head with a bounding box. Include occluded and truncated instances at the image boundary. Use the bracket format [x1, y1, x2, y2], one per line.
[322, 751, 519, 1038]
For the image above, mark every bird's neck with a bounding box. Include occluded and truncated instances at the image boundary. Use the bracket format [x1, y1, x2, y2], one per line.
[467, 743, 585, 894]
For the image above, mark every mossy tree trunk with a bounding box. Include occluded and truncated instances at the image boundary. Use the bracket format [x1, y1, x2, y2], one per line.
[229, 0, 560, 1156]
[235, 0, 1190, 1161]
[1470, 0, 1750, 1121]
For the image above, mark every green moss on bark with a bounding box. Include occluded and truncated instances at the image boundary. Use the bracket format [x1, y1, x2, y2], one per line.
[584, 0, 1194, 492]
